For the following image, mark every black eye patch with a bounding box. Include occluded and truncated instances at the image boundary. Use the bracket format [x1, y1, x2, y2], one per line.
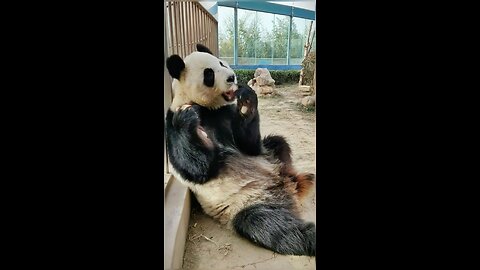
[203, 68, 215, 87]
[219, 61, 226, 68]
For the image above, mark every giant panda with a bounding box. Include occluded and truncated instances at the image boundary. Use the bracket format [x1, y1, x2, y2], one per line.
[165, 44, 316, 256]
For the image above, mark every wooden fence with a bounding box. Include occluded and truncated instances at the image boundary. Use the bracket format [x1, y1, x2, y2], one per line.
[164, 2, 218, 175]
[166, 1, 218, 58]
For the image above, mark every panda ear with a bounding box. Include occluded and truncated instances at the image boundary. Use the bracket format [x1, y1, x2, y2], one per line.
[166, 55, 185, 80]
[196, 44, 213, 55]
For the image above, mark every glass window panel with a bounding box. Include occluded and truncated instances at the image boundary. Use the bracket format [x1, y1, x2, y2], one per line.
[271, 14, 289, 65]
[219, 6, 315, 67]
[289, 18, 315, 64]
[218, 6, 234, 64]
[307, 20, 316, 53]
[290, 17, 306, 65]
[237, 9, 257, 65]
[311, 24, 316, 52]
[254, 11, 274, 65]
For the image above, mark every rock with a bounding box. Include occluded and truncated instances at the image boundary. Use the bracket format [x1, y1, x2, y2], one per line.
[252, 84, 276, 95]
[299, 85, 311, 92]
[258, 85, 275, 95]
[254, 68, 275, 86]
[247, 79, 255, 87]
[254, 68, 268, 78]
[301, 95, 316, 107]
[256, 75, 275, 86]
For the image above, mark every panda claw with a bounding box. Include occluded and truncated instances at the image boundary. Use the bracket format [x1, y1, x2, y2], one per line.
[176, 104, 192, 112]
[181, 104, 192, 110]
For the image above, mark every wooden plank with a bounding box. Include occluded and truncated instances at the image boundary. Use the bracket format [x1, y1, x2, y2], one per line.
[168, 2, 174, 55]
[215, 21, 219, 55]
[164, 177, 191, 270]
[212, 18, 215, 53]
[170, 1, 176, 55]
[193, 4, 197, 47]
[205, 10, 208, 45]
[201, 5, 204, 44]
[164, 2, 172, 173]
[179, 2, 185, 57]
[203, 9, 206, 45]
[186, 2, 190, 52]
[174, 2, 180, 56]
[198, 5, 202, 44]
[189, 2, 194, 54]
[197, 5, 201, 45]
[193, 4, 197, 51]
[182, 2, 187, 57]
[205, 17, 212, 49]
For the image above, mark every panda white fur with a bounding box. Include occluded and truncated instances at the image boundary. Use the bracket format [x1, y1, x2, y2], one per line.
[165, 44, 316, 256]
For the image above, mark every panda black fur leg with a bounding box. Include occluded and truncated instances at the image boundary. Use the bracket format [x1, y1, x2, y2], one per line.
[233, 203, 316, 256]
[262, 135, 315, 199]
[165, 105, 229, 184]
[262, 135, 294, 170]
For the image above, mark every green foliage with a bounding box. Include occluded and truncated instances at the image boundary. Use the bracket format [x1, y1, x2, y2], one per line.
[233, 70, 255, 85]
[234, 70, 300, 85]
[219, 10, 303, 59]
[219, 17, 234, 57]
[269, 16, 289, 58]
[270, 70, 300, 85]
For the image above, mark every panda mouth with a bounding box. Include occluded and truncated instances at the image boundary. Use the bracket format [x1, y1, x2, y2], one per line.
[222, 90, 236, 102]
[222, 84, 238, 102]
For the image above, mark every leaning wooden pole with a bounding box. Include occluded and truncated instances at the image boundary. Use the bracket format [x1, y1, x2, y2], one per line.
[299, 21, 314, 85]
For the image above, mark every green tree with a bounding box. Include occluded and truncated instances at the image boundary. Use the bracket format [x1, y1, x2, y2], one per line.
[267, 16, 301, 59]
[269, 16, 289, 58]
[219, 11, 303, 62]
[219, 14, 234, 58]
[237, 12, 260, 59]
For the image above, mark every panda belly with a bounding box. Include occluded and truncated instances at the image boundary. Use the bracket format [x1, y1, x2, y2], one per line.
[171, 153, 293, 226]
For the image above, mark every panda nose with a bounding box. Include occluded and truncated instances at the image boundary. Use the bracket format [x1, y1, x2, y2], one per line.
[227, 75, 235, 83]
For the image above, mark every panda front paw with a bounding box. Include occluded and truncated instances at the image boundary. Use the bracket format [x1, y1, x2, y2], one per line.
[172, 104, 201, 130]
[235, 86, 258, 120]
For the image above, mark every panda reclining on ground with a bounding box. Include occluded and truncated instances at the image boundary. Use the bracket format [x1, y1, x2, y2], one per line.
[165, 44, 316, 256]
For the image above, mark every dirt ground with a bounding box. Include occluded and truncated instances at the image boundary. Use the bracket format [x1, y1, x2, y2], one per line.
[182, 84, 316, 270]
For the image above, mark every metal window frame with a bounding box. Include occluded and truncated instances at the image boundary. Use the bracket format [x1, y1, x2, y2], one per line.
[218, 1, 315, 20]
[218, 1, 315, 67]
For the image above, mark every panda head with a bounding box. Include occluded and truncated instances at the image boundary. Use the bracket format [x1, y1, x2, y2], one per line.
[167, 44, 238, 110]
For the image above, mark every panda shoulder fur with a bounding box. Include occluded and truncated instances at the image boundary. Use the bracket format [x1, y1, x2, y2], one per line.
[165, 44, 316, 256]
